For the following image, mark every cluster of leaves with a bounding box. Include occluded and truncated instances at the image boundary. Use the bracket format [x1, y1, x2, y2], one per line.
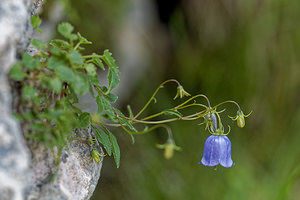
[10, 18, 124, 167]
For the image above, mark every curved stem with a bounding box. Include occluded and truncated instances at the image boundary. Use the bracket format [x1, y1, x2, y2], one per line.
[175, 94, 211, 109]
[133, 79, 181, 119]
[120, 110, 206, 125]
[140, 103, 207, 121]
[212, 100, 241, 111]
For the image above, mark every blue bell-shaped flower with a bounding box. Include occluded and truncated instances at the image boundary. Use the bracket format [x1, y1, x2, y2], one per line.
[200, 135, 234, 168]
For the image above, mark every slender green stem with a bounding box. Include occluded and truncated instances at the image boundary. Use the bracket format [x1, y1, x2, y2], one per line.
[119, 110, 206, 125]
[212, 100, 241, 111]
[82, 55, 104, 59]
[140, 103, 207, 121]
[133, 79, 181, 119]
[74, 42, 81, 50]
[175, 94, 211, 109]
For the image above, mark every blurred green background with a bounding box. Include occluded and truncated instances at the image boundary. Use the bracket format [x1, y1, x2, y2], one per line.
[44, 0, 300, 199]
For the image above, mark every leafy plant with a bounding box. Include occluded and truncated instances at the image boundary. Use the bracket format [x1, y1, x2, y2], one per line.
[9, 16, 251, 169]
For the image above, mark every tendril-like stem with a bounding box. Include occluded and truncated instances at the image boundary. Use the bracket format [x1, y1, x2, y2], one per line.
[175, 94, 211, 109]
[212, 100, 241, 111]
[133, 79, 181, 119]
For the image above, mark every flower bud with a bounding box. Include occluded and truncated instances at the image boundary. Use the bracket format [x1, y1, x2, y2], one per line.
[91, 149, 101, 163]
[156, 139, 182, 159]
[237, 114, 245, 128]
[228, 110, 252, 128]
[173, 85, 191, 100]
[164, 143, 174, 159]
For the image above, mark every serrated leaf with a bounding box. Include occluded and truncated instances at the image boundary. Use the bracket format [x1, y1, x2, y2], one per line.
[103, 49, 120, 73]
[55, 66, 74, 82]
[92, 56, 105, 70]
[106, 68, 120, 94]
[78, 112, 90, 128]
[68, 49, 83, 66]
[104, 93, 118, 103]
[31, 39, 47, 50]
[77, 32, 92, 44]
[9, 63, 26, 81]
[100, 95, 115, 119]
[96, 95, 103, 114]
[58, 22, 78, 41]
[85, 63, 97, 76]
[48, 55, 68, 70]
[114, 108, 137, 132]
[22, 53, 40, 69]
[87, 74, 99, 85]
[70, 72, 89, 95]
[104, 127, 120, 168]
[162, 109, 183, 118]
[49, 78, 62, 94]
[50, 39, 71, 48]
[93, 126, 112, 156]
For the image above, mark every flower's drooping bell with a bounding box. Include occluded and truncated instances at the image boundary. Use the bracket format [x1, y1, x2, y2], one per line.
[199, 135, 234, 168]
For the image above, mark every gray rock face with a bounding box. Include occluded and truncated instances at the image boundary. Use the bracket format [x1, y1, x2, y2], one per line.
[25, 128, 103, 200]
[0, 0, 103, 199]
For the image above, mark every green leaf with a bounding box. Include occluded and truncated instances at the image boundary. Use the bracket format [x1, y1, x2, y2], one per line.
[68, 50, 83, 66]
[100, 95, 115, 119]
[57, 22, 78, 41]
[104, 93, 118, 103]
[48, 55, 68, 70]
[9, 63, 26, 81]
[55, 66, 74, 82]
[96, 95, 103, 114]
[162, 109, 183, 118]
[106, 68, 120, 94]
[91, 56, 105, 71]
[93, 126, 112, 156]
[87, 74, 99, 85]
[103, 49, 120, 73]
[114, 108, 137, 132]
[70, 72, 89, 95]
[77, 32, 92, 44]
[22, 86, 37, 100]
[22, 53, 40, 69]
[88, 82, 95, 98]
[31, 15, 42, 33]
[31, 39, 47, 50]
[104, 127, 120, 168]
[78, 112, 90, 128]
[50, 39, 71, 48]
[85, 64, 97, 77]
[49, 77, 62, 94]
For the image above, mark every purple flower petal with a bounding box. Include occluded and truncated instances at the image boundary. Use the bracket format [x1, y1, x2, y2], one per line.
[219, 136, 234, 168]
[200, 135, 234, 168]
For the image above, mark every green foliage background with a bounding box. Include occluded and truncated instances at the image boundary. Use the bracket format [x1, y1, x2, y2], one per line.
[44, 0, 300, 199]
